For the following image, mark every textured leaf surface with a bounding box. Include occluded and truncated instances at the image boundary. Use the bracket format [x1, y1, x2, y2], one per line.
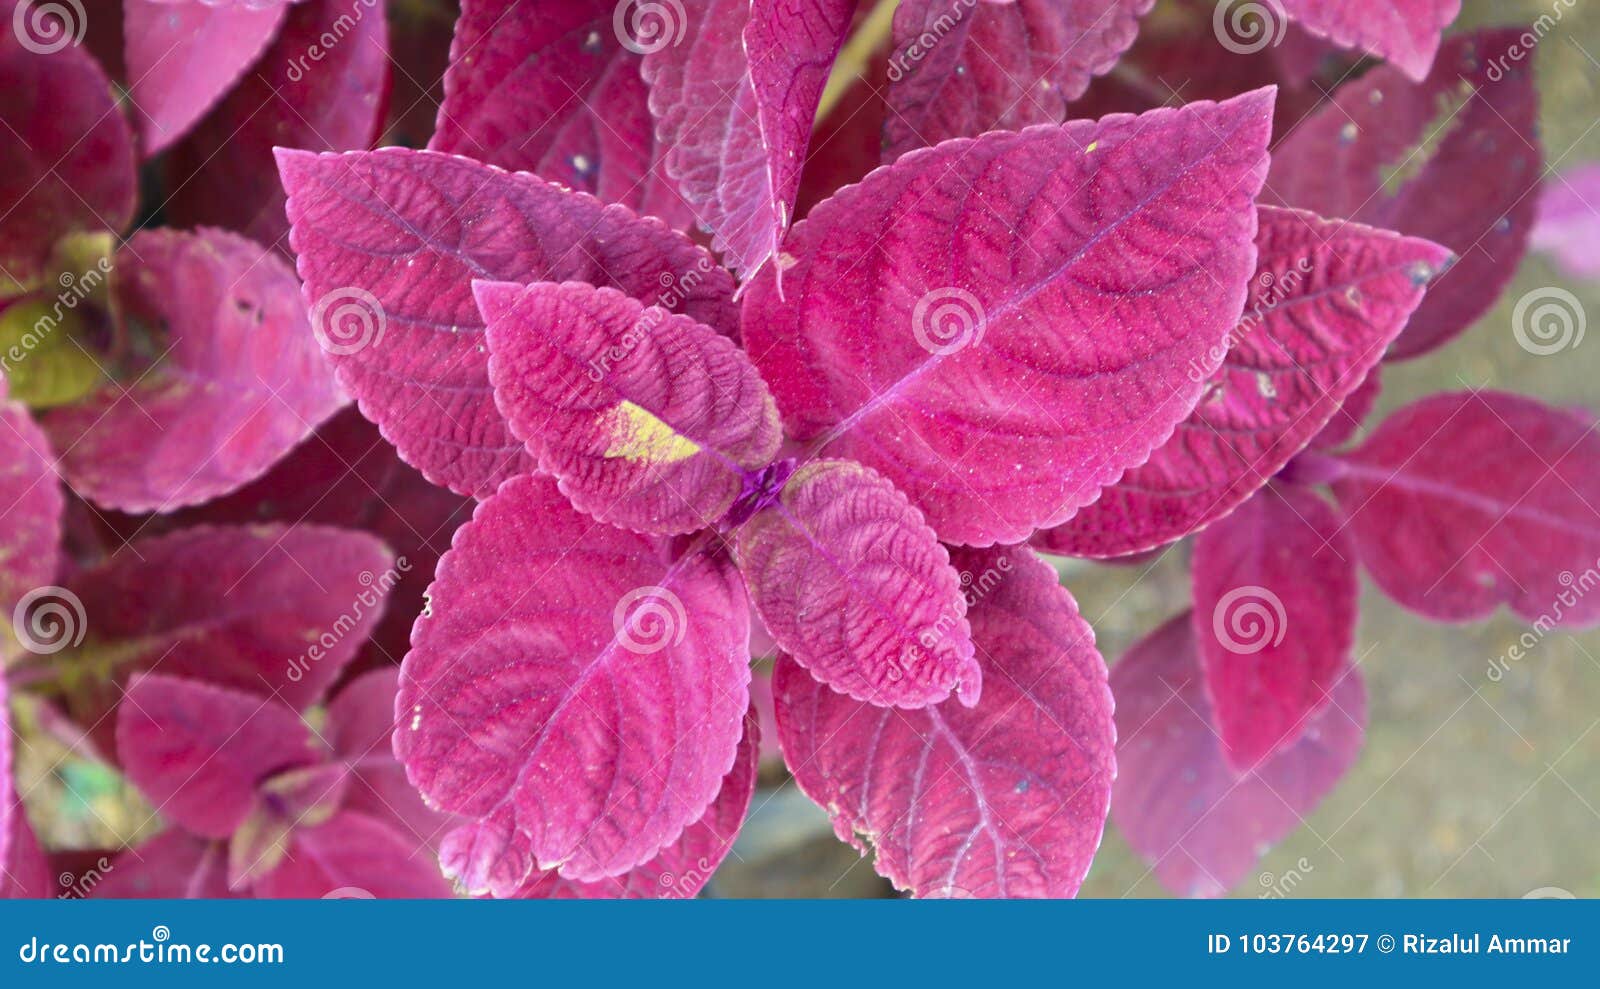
[1192, 485, 1358, 770]
[643, 0, 854, 277]
[516, 706, 759, 898]
[735, 459, 979, 709]
[775, 546, 1114, 897]
[743, 91, 1274, 545]
[883, 0, 1153, 159]
[1111, 612, 1365, 897]
[116, 674, 320, 839]
[254, 811, 454, 898]
[1532, 163, 1600, 280]
[277, 147, 736, 498]
[1331, 391, 1600, 627]
[0, 396, 61, 614]
[397, 475, 750, 893]
[124, 0, 289, 155]
[429, 0, 688, 227]
[43, 228, 344, 512]
[1279, 0, 1459, 82]
[1035, 207, 1448, 558]
[166, 0, 390, 247]
[479, 279, 781, 534]
[1267, 29, 1541, 360]
[0, 16, 136, 285]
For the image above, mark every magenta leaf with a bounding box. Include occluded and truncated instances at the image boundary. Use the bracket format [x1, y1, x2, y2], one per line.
[93, 832, 237, 899]
[1532, 163, 1600, 280]
[0, 395, 62, 613]
[643, 0, 854, 277]
[478, 279, 782, 534]
[42, 228, 344, 512]
[276, 147, 736, 498]
[1278, 0, 1459, 82]
[430, 0, 688, 227]
[1035, 207, 1449, 558]
[735, 459, 980, 709]
[0, 14, 136, 285]
[397, 475, 751, 893]
[1331, 391, 1600, 627]
[1, 808, 50, 899]
[883, 0, 1153, 160]
[116, 673, 321, 839]
[516, 705, 760, 899]
[1192, 484, 1358, 770]
[124, 0, 291, 156]
[1307, 364, 1382, 452]
[743, 90, 1275, 545]
[1266, 29, 1541, 361]
[775, 546, 1114, 897]
[254, 810, 454, 898]
[166, 0, 391, 248]
[326, 669, 448, 846]
[0, 676, 11, 889]
[1111, 612, 1365, 897]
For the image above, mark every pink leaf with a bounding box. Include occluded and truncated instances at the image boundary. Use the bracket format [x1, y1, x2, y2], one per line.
[276, 147, 736, 498]
[1110, 612, 1365, 898]
[643, 0, 855, 277]
[516, 705, 760, 899]
[1278, 0, 1460, 82]
[326, 668, 448, 847]
[1, 805, 50, 898]
[1331, 391, 1600, 627]
[166, 0, 391, 248]
[124, 0, 290, 156]
[1532, 163, 1600, 280]
[478, 279, 782, 534]
[883, 0, 1153, 160]
[0, 675, 11, 890]
[42, 228, 345, 512]
[735, 459, 980, 709]
[116, 673, 321, 839]
[93, 832, 237, 898]
[0, 15, 136, 283]
[0, 395, 62, 612]
[429, 0, 688, 227]
[1266, 29, 1541, 361]
[775, 546, 1114, 898]
[1192, 484, 1358, 770]
[1307, 364, 1382, 452]
[254, 810, 453, 898]
[1035, 207, 1449, 558]
[397, 474, 751, 893]
[743, 90, 1275, 545]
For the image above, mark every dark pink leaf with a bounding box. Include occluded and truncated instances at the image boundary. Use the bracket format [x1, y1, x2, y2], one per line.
[883, 0, 1153, 160]
[1532, 163, 1600, 280]
[1278, 0, 1459, 82]
[776, 546, 1114, 897]
[1034, 207, 1449, 558]
[1110, 612, 1365, 897]
[397, 474, 751, 894]
[1307, 364, 1382, 452]
[0, 14, 136, 284]
[42, 228, 344, 512]
[478, 279, 782, 534]
[326, 669, 448, 847]
[0, 395, 61, 612]
[254, 810, 453, 898]
[93, 832, 237, 898]
[116, 673, 321, 839]
[1266, 29, 1541, 361]
[643, 0, 854, 277]
[743, 90, 1275, 545]
[429, 0, 688, 227]
[1192, 484, 1358, 770]
[276, 146, 736, 498]
[516, 705, 760, 899]
[735, 459, 979, 708]
[1, 808, 52, 898]
[1331, 391, 1600, 627]
[0, 675, 11, 891]
[124, 0, 290, 156]
[166, 0, 390, 248]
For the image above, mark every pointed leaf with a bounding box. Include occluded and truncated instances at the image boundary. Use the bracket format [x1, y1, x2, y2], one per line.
[478, 279, 782, 534]
[276, 146, 737, 498]
[1111, 612, 1365, 898]
[254, 810, 453, 898]
[42, 228, 345, 512]
[643, 0, 854, 277]
[1278, 0, 1459, 82]
[1192, 484, 1358, 770]
[735, 459, 979, 709]
[775, 546, 1114, 897]
[0, 395, 62, 615]
[1035, 207, 1449, 558]
[1266, 29, 1541, 360]
[883, 0, 1153, 159]
[1331, 391, 1600, 627]
[397, 475, 751, 893]
[743, 90, 1275, 545]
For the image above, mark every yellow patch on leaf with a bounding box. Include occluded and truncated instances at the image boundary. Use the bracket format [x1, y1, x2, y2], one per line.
[601, 401, 701, 464]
